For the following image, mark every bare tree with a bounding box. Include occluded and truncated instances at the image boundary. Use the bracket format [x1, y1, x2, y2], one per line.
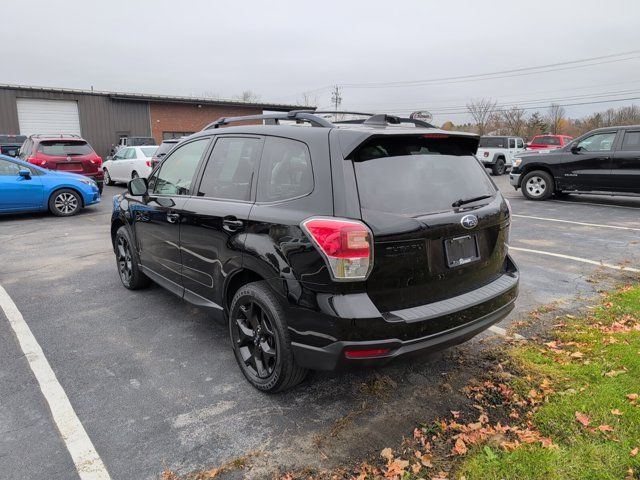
[299, 92, 318, 108]
[502, 106, 527, 137]
[466, 99, 496, 135]
[234, 90, 261, 103]
[546, 104, 566, 134]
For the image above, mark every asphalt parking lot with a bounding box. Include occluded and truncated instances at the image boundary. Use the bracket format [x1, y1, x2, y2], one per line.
[1, 175, 639, 480]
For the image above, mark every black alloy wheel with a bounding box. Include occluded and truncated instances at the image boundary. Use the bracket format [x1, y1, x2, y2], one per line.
[492, 158, 506, 176]
[232, 300, 278, 380]
[114, 226, 150, 290]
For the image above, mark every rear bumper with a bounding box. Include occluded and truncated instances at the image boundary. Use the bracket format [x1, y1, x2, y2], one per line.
[289, 256, 519, 371]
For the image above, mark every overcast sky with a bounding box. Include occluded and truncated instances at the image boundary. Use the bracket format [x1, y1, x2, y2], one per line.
[3, 0, 640, 124]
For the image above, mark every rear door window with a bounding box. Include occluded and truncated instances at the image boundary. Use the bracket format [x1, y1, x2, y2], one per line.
[257, 137, 313, 202]
[351, 135, 495, 216]
[621, 131, 640, 151]
[478, 137, 507, 148]
[197, 137, 262, 201]
[0, 159, 20, 175]
[38, 141, 94, 156]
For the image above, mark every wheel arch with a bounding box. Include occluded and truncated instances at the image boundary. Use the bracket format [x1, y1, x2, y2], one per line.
[47, 186, 85, 210]
[224, 268, 269, 313]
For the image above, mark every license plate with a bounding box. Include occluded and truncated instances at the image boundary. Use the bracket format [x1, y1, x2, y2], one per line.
[445, 234, 479, 268]
[56, 163, 82, 171]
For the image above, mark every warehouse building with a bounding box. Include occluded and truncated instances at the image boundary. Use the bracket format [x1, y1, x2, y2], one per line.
[0, 84, 308, 157]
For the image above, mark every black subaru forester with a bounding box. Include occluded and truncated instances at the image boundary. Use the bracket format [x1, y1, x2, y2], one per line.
[111, 112, 519, 392]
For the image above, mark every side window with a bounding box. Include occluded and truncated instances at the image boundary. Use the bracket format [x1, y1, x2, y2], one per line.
[517, 138, 524, 148]
[0, 159, 20, 175]
[113, 149, 125, 160]
[257, 137, 313, 202]
[149, 138, 210, 195]
[621, 131, 640, 151]
[508, 138, 516, 149]
[125, 148, 137, 159]
[577, 132, 617, 152]
[198, 137, 262, 201]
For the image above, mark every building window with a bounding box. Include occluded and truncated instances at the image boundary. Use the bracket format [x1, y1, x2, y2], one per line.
[163, 131, 195, 140]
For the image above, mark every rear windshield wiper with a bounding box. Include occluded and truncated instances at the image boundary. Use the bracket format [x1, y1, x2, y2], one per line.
[451, 194, 493, 208]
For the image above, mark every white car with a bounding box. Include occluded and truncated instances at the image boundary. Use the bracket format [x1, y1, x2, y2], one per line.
[103, 146, 158, 185]
[476, 136, 526, 176]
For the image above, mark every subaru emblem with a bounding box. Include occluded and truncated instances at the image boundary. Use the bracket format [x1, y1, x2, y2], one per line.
[461, 214, 478, 229]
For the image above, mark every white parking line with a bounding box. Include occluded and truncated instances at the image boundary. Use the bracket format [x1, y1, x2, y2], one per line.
[0, 284, 111, 480]
[549, 199, 640, 210]
[509, 246, 640, 273]
[488, 325, 525, 340]
[512, 214, 640, 232]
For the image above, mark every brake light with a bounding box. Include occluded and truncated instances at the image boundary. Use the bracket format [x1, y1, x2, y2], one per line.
[28, 156, 46, 166]
[422, 133, 449, 139]
[483, 151, 489, 157]
[345, 348, 390, 359]
[301, 217, 373, 281]
[90, 156, 102, 167]
[146, 160, 152, 167]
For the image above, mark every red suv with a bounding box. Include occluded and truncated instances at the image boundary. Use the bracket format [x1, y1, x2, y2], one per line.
[19, 135, 104, 192]
[527, 134, 573, 151]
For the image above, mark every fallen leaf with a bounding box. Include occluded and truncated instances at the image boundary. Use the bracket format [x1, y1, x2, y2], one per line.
[631, 447, 639, 457]
[380, 447, 393, 461]
[452, 437, 468, 456]
[450, 410, 460, 419]
[597, 424, 614, 433]
[385, 458, 409, 478]
[611, 409, 624, 416]
[605, 370, 627, 377]
[575, 412, 590, 427]
[570, 351, 584, 358]
[626, 393, 638, 401]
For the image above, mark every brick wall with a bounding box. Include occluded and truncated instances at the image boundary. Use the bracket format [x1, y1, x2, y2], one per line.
[149, 102, 263, 143]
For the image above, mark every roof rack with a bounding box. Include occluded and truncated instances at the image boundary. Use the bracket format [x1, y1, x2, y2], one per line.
[294, 110, 374, 116]
[334, 115, 435, 128]
[203, 111, 333, 130]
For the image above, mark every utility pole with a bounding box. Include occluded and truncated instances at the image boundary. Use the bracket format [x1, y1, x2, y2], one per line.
[331, 85, 342, 111]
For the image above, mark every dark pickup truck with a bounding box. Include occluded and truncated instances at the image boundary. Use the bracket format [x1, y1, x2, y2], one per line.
[0, 134, 26, 157]
[510, 125, 640, 200]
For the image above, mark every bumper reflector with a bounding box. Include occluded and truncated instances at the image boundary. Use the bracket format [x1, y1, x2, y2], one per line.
[344, 348, 390, 359]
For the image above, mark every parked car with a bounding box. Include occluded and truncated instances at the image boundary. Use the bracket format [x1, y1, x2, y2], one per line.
[0, 134, 27, 157]
[110, 136, 157, 156]
[18, 135, 104, 193]
[527, 134, 573, 151]
[103, 145, 158, 185]
[510, 125, 640, 200]
[150, 138, 181, 169]
[476, 136, 526, 175]
[0, 154, 100, 216]
[111, 112, 519, 392]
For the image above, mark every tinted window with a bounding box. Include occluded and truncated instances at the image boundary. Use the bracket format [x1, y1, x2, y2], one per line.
[517, 138, 524, 148]
[352, 136, 495, 216]
[163, 131, 194, 140]
[155, 141, 178, 157]
[577, 132, 616, 152]
[38, 141, 94, 156]
[198, 137, 261, 201]
[509, 138, 516, 148]
[478, 137, 507, 148]
[531, 136, 560, 146]
[150, 138, 209, 195]
[257, 137, 313, 202]
[0, 159, 20, 175]
[621, 131, 640, 151]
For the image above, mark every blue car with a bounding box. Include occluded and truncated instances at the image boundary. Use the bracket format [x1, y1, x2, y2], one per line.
[0, 154, 100, 216]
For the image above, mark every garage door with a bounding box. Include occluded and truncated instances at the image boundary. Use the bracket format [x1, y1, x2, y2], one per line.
[16, 98, 82, 137]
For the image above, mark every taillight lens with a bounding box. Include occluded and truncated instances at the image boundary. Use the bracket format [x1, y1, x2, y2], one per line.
[28, 156, 46, 166]
[345, 348, 390, 359]
[90, 156, 103, 167]
[301, 217, 373, 281]
[146, 160, 152, 167]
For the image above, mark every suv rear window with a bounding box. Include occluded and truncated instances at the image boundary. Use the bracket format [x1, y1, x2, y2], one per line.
[478, 137, 507, 148]
[351, 135, 495, 216]
[38, 141, 94, 156]
[531, 136, 560, 145]
[155, 141, 178, 157]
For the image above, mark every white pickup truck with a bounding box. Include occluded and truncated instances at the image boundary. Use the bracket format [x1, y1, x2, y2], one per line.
[476, 136, 526, 175]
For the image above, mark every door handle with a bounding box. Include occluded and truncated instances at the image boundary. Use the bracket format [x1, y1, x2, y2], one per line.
[166, 212, 180, 224]
[223, 216, 244, 232]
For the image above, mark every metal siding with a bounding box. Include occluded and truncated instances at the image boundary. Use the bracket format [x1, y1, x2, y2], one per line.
[0, 88, 151, 158]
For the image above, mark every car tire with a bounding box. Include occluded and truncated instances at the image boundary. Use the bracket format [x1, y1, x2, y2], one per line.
[229, 281, 307, 393]
[491, 158, 506, 176]
[114, 226, 150, 290]
[104, 169, 114, 186]
[522, 170, 554, 201]
[48, 189, 82, 217]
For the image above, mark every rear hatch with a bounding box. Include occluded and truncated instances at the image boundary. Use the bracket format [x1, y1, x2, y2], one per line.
[36, 140, 99, 174]
[349, 133, 510, 313]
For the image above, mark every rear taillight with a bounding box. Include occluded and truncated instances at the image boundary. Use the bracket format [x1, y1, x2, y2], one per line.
[28, 156, 46, 166]
[301, 217, 373, 281]
[483, 151, 489, 157]
[345, 348, 390, 359]
[146, 160, 152, 167]
[90, 156, 102, 167]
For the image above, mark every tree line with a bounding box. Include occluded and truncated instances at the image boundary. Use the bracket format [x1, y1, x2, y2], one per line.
[441, 101, 640, 139]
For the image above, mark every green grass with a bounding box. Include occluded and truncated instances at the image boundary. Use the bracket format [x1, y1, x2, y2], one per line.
[458, 285, 640, 480]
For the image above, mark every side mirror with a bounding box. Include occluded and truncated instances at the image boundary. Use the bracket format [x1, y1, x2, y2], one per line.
[128, 177, 148, 196]
[18, 169, 31, 179]
[570, 144, 581, 154]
